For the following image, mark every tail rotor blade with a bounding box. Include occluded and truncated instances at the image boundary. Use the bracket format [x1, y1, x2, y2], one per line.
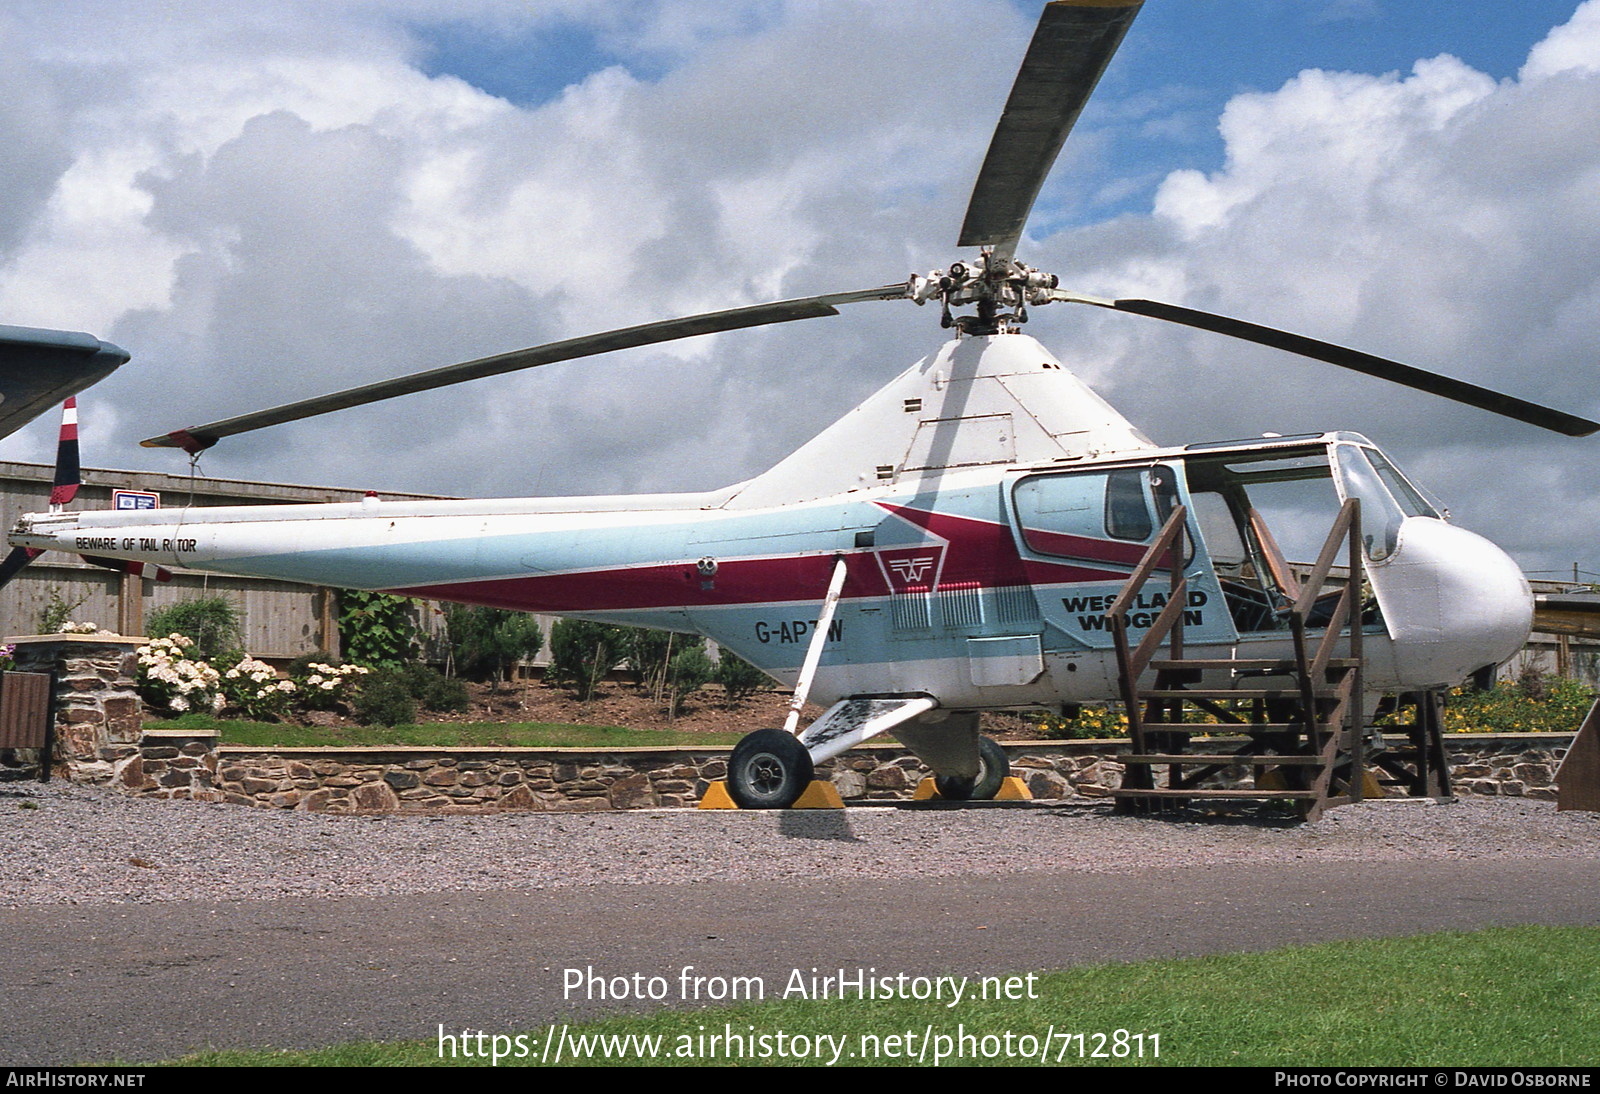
[2, 398, 90, 589]
[80, 555, 173, 583]
[0, 546, 41, 591]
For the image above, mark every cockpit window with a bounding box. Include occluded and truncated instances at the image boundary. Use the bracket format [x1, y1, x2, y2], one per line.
[1365, 448, 1439, 519]
[1104, 469, 1154, 541]
[1333, 445, 1439, 561]
[1181, 445, 1342, 632]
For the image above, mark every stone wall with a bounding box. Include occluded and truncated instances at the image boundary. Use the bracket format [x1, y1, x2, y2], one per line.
[0, 640, 1572, 809]
[1447, 736, 1565, 799]
[0, 635, 146, 784]
[167, 733, 1570, 813]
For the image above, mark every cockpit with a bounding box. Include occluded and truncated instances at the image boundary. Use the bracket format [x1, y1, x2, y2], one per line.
[1009, 432, 1450, 648]
[1181, 433, 1440, 634]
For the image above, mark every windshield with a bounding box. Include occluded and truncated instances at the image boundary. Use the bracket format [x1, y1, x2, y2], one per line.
[1333, 444, 1440, 561]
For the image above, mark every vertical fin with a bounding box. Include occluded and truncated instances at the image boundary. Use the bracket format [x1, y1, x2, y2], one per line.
[49, 398, 79, 508]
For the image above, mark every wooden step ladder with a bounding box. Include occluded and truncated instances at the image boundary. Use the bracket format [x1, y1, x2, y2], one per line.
[1105, 499, 1372, 821]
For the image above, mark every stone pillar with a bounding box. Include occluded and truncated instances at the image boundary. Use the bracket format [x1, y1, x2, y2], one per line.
[8, 634, 147, 783]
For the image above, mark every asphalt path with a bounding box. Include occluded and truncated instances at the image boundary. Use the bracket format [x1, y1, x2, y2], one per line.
[5, 854, 1600, 1065]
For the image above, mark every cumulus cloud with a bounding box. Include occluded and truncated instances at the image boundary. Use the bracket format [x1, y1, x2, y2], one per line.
[0, 0, 1595, 578]
[1028, 2, 1600, 575]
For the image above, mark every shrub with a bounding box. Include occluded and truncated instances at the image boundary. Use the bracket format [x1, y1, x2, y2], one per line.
[665, 643, 716, 717]
[220, 657, 296, 721]
[443, 605, 543, 684]
[394, 661, 470, 713]
[623, 628, 673, 691]
[135, 635, 224, 716]
[337, 590, 420, 668]
[39, 587, 91, 635]
[286, 650, 341, 678]
[714, 651, 770, 704]
[352, 671, 416, 726]
[1442, 674, 1595, 734]
[294, 661, 370, 711]
[145, 597, 242, 662]
[546, 619, 630, 700]
[1031, 703, 1128, 740]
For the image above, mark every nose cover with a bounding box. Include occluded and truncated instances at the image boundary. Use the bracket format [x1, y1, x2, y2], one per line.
[1367, 516, 1532, 690]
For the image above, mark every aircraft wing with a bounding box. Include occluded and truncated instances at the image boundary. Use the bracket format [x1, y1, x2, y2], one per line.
[0, 325, 129, 440]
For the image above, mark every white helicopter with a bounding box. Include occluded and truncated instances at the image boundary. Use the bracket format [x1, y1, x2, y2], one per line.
[6, 0, 1594, 809]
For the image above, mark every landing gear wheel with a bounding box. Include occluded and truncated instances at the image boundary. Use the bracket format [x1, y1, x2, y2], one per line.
[934, 773, 975, 800]
[727, 729, 814, 809]
[934, 736, 1009, 801]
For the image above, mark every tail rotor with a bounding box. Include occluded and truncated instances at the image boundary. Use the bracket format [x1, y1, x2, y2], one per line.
[0, 399, 172, 594]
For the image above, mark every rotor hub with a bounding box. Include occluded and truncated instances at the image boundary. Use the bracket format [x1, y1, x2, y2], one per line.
[909, 250, 1060, 336]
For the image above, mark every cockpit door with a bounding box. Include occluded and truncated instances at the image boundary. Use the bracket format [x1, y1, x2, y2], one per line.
[1009, 463, 1239, 651]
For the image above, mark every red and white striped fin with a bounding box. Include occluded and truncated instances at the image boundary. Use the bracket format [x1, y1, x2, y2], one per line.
[49, 397, 80, 507]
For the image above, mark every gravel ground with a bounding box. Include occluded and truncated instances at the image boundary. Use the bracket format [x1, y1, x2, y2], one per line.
[2, 781, 1598, 908]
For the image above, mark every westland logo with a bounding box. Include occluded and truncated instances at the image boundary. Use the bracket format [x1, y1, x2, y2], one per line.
[888, 556, 936, 583]
[876, 546, 945, 592]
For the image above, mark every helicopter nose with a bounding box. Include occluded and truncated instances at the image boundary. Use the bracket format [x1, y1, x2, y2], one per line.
[1367, 517, 1533, 690]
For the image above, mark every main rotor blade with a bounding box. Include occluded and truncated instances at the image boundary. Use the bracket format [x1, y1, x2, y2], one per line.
[142, 285, 910, 452]
[958, 0, 1143, 261]
[0, 326, 128, 442]
[1052, 290, 1600, 437]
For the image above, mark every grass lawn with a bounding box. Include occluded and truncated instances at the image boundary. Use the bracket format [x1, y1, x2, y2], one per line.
[145, 713, 747, 748]
[157, 926, 1600, 1067]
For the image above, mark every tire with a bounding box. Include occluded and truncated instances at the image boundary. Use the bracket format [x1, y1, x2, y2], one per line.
[933, 773, 976, 801]
[935, 736, 1009, 801]
[726, 729, 814, 809]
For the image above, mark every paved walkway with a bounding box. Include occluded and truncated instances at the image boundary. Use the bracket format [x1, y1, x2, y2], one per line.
[4, 855, 1599, 1064]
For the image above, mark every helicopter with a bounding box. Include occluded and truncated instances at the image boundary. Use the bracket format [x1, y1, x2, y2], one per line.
[5, 0, 1595, 808]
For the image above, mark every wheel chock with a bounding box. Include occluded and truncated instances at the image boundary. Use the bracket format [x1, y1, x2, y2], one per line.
[1358, 768, 1384, 800]
[994, 776, 1033, 800]
[792, 780, 845, 809]
[697, 780, 844, 809]
[913, 776, 1032, 801]
[697, 781, 739, 809]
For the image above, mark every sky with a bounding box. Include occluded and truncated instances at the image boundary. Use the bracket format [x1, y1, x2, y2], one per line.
[0, 0, 1596, 579]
